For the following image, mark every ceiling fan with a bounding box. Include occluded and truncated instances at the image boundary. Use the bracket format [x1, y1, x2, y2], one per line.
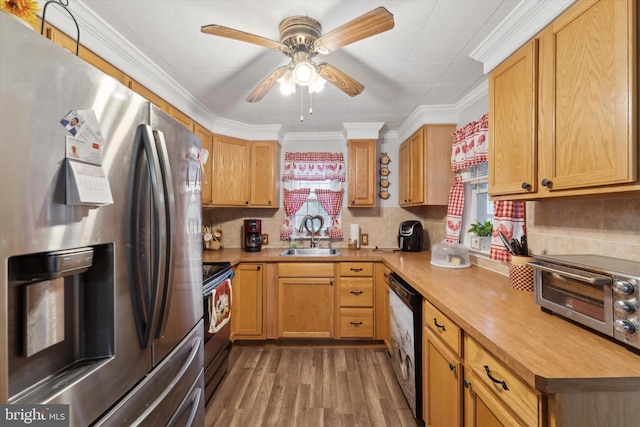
[201, 7, 394, 103]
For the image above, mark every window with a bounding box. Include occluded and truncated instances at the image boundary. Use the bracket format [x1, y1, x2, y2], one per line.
[460, 162, 493, 252]
[286, 180, 341, 239]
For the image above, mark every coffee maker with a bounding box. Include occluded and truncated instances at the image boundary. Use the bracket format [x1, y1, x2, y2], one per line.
[242, 219, 263, 252]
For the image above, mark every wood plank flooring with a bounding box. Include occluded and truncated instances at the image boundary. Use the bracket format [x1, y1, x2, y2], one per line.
[205, 344, 420, 427]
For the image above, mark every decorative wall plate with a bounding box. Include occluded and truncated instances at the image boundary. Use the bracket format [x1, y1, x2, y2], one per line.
[380, 153, 390, 165]
[380, 178, 389, 188]
[379, 190, 389, 199]
[380, 167, 389, 176]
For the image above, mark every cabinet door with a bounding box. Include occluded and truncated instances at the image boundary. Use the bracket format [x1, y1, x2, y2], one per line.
[464, 370, 524, 427]
[348, 139, 376, 207]
[538, 0, 636, 192]
[408, 129, 425, 205]
[194, 124, 214, 205]
[212, 135, 250, 206]
[424, 125, 456, 205]
[249, 141, 279, 207]
[278, 277, 334, 338]
[488, 39, 538, 197]
[167, 106, 194, 131]
[399, 141, 411, 206]
[424, 329, 462, 427]
[233, 263, 265, 339]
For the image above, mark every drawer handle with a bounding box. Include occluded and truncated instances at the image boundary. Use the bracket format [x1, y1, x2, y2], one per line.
[433, 318, 446, 332]
[350, 290, 363, 296]
[350, 321, 363, 327]
[483, 365, 509, 391]
[350, 267, 363, 272]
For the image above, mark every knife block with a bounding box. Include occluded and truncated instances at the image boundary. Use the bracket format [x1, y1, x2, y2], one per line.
[509, 255, 534, 291]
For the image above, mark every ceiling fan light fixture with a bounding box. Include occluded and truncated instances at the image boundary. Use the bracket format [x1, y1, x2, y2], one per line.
[292, 61, 316, 86]
[308, 73, 326, 94]
[277, 69, 296, 95]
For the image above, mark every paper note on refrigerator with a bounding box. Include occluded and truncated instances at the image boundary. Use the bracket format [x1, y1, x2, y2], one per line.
[65, 159, 113, 206]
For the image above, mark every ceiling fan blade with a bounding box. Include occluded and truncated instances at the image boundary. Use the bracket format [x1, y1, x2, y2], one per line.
[201, 24, 286, 51]
[245, 66, 289, 103]
[313, 7, 394, 54]
[317, 63, 364, 97]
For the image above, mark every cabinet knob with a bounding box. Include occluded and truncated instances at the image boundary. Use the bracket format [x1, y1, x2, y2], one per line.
[352, 200, 355, 205]
[521, 182, 531, 190]
[256, 265, 261, 270]
[268, 200, 272, 205]
[245, 200, 249, 205]
[464, 379, 471, 388]
[449, 362, 456, 372]
[541, 179, 552, 188]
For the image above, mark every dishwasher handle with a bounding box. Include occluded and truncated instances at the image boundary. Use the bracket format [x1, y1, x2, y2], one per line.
[389, 273, 418, 307]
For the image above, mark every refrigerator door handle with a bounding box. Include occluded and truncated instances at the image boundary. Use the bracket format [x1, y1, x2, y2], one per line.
[152, 129, 176, 339]
[168, 383, 203, 427]
[127, 124, 166, 348]
[131, 335, 202, 426]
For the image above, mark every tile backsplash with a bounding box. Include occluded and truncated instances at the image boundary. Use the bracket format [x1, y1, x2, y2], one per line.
[203, 194, 640, 268]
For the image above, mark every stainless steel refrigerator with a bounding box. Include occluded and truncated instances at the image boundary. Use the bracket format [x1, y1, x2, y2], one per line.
[1, 13, 205, 426]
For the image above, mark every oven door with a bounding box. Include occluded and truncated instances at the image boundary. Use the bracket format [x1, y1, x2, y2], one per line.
[532, 261, 613, 334]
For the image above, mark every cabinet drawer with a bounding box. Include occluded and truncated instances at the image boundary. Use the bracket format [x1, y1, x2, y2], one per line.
[423, 299, 462, 356]
[278, 263, 335, 278]
[339, 308, 374, 338]
[464, 336, 539, 427]
[338, 262, 374, 277]
[339, 278, 374, 307]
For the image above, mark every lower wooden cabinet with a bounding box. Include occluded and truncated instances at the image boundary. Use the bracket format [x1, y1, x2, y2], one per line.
[375, 264, 392, 352]
[463, 369, 526, 427]
[424, 328, 463, 427]
[337, 262, 375, 339]
[231, 263, 266, 340]
[277, 263, 335, 338]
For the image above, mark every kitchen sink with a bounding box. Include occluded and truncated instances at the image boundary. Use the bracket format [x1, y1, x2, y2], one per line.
[280, 248, 341, 257]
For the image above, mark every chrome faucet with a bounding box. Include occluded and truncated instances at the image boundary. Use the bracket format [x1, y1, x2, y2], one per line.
[299, 215, 320, 248]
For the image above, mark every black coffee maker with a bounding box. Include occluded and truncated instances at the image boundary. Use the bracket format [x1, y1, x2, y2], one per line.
[242, 219, 263, 252]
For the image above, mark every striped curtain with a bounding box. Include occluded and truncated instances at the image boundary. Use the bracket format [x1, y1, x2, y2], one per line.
[445, 176, 464, 243]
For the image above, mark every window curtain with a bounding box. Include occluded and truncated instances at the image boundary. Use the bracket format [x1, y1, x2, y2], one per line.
[445, 176, 464, 243]
[315, 189, 344, 238]
[280, 188, 311, 239]
[282, 152, 346, 182]
[445, 113, 489, 243]
[451, 112, 489, 171]
[490, 200, 526, 262]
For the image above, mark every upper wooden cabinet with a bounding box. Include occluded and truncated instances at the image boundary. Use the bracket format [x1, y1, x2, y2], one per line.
[347, 139, 376, 207]
[249, 141, 280, 208]
[208, 136, 279, 207]
[194, 124, 214, 205]
[399, 125, 456, 207]
[211, 134, 251, 206]
[488, 39, 538, 196]
[489, 0, 639, 199]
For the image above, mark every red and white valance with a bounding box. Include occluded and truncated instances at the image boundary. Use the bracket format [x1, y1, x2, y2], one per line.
[282, 152, 346, 182]
[451, 112, 489, 171]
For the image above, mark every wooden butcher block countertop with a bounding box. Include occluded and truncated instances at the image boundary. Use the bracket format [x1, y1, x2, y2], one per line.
[203, 248, 640, 394]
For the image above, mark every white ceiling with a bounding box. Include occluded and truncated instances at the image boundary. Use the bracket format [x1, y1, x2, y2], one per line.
[41, 0, 525, 135]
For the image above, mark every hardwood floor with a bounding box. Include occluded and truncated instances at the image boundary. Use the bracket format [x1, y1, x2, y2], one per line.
[205, 344, 420, 426]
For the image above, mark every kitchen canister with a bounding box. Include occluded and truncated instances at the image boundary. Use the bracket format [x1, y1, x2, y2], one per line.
[509, 255, 534, 291]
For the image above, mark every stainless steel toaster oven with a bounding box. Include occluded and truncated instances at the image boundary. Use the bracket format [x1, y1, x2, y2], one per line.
[530, 254, 640, 352]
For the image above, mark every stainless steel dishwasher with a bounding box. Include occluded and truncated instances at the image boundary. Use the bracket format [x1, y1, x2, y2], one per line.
[388, 272, 423, 420]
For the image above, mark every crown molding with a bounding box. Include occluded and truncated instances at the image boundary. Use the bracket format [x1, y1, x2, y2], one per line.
[342, 123, 385, 140]
[470, 0, 575, 73]
[456, 80, 488, 114]
[395, 104, 458, 142]
[40, 0, 216, 128]
[211, 117, 281, 141]
[281, 132, 346, 145]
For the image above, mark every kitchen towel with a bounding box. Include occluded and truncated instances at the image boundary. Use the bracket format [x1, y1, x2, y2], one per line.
[208, 278, 232, 334]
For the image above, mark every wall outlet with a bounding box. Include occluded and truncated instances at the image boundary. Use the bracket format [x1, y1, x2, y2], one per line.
[361, 233, 369, 246]
[261, 234, 269, 246]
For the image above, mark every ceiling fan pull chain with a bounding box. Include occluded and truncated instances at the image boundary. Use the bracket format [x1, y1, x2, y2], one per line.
[309, 91, 314, 115]
[300, 89, 304, 122]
